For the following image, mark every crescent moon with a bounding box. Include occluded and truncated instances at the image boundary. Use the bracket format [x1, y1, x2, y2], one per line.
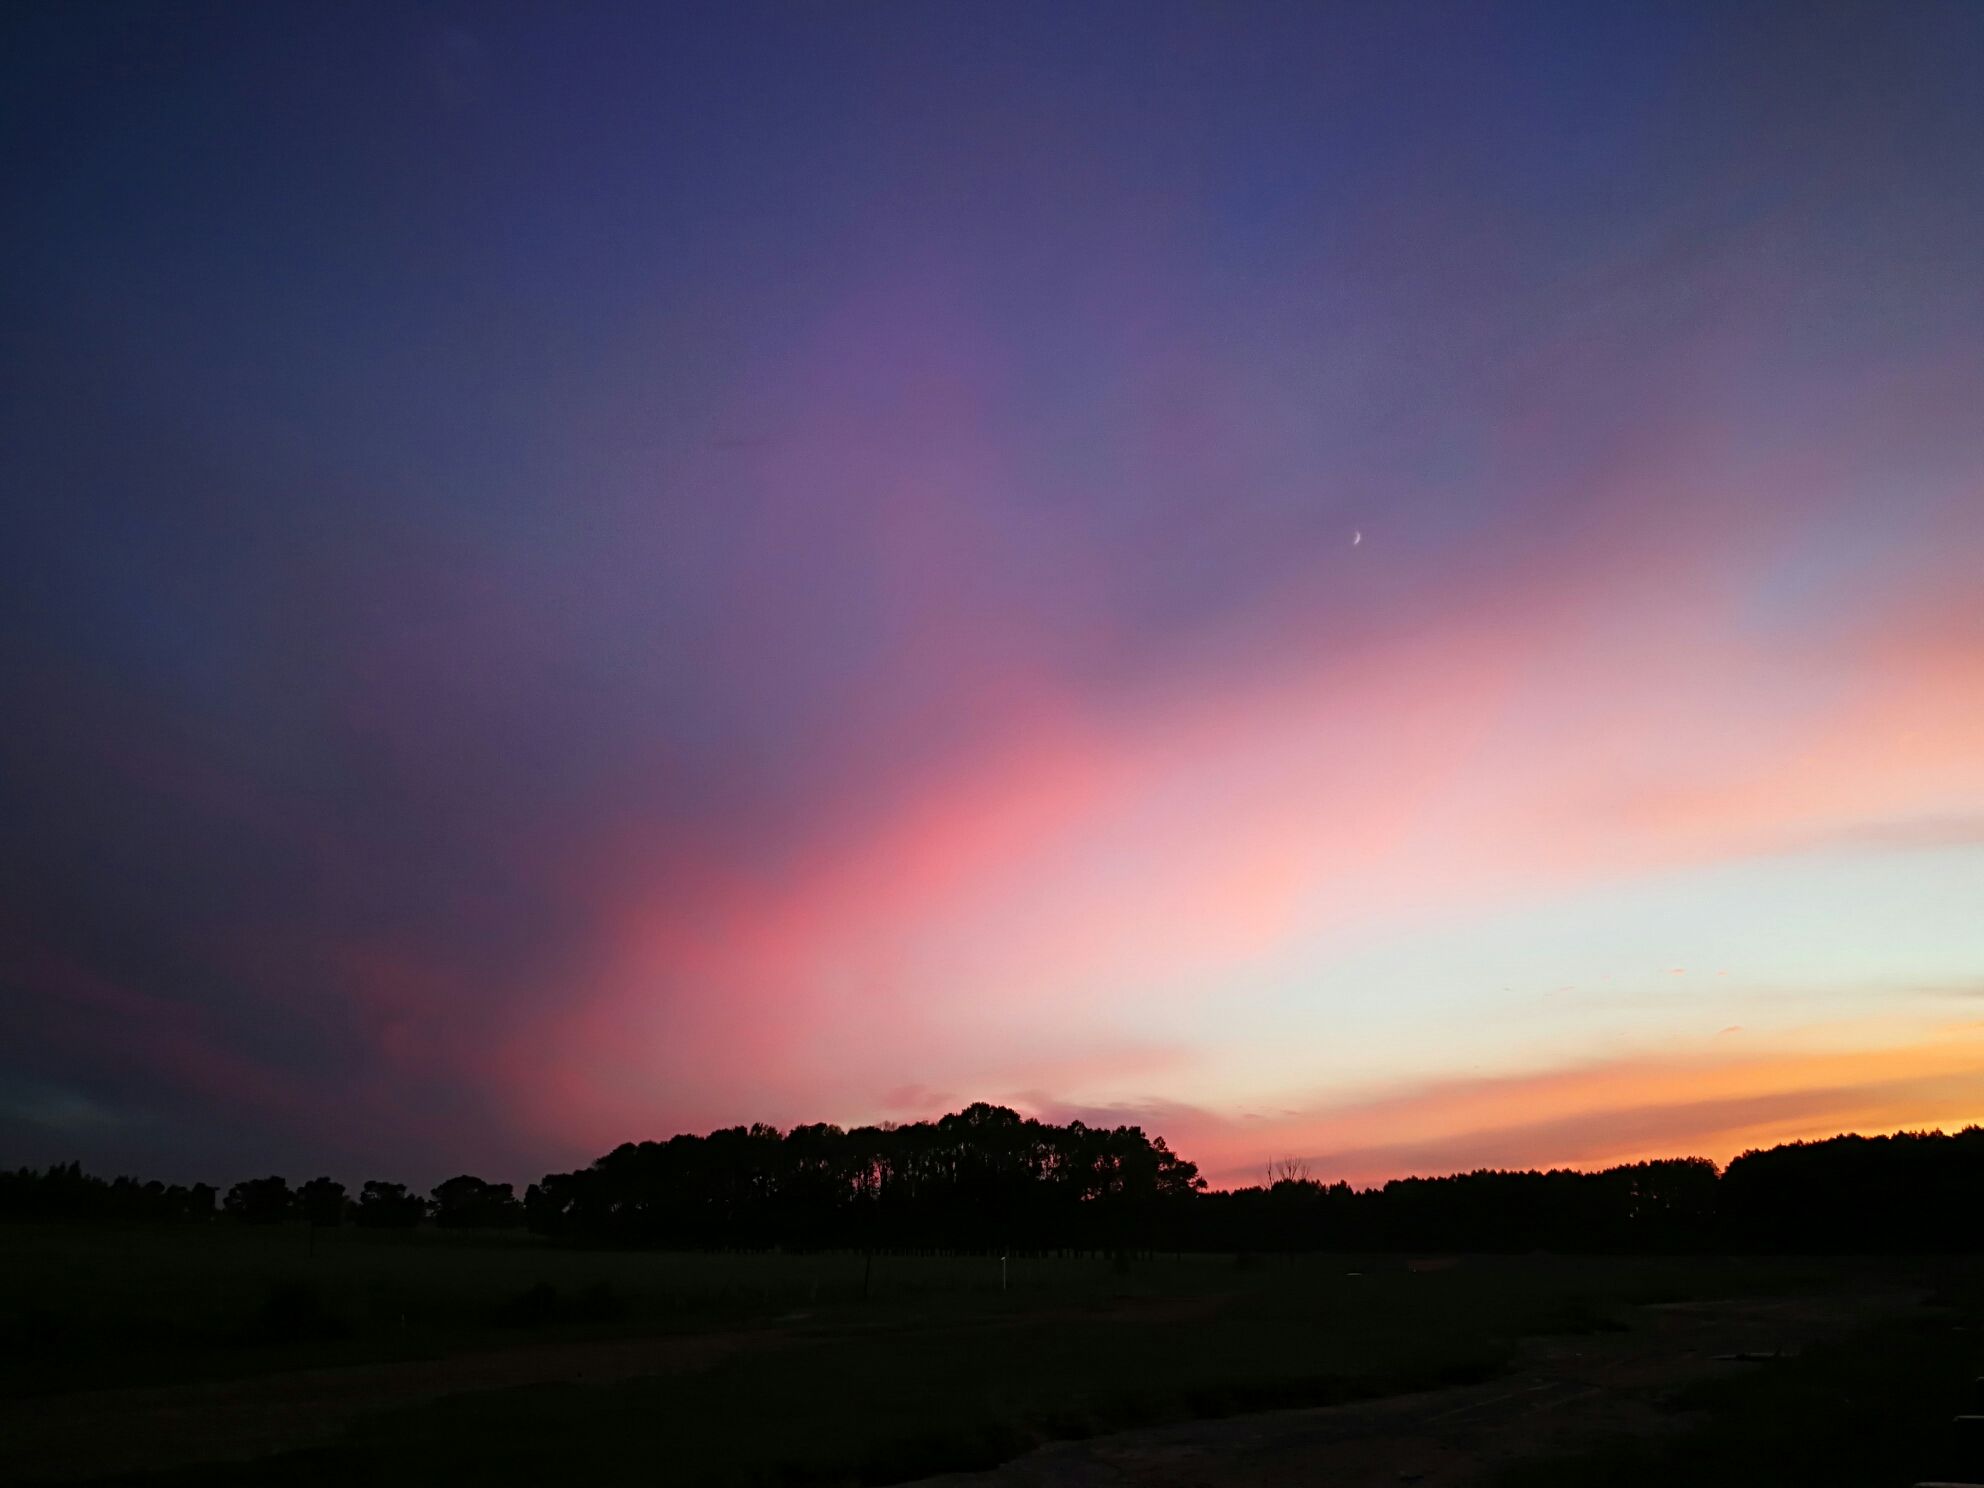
[1352, 530, 1362, 546]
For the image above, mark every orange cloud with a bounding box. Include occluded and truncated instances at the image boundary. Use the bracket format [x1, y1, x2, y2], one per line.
[1151, 1023, 1984, 1184]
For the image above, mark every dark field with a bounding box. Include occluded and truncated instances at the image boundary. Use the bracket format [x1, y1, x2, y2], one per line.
[4, 1226, 1979, 1487]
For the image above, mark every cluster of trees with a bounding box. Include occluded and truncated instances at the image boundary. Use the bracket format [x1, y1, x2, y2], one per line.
[1186, 1157, 1721, 1254]
[0, 1164, 521, 1230]
[1187, 1131, 1984, 1254]
[524, 1115, 1984, 1254]
[524, 1103, 1206, 1251]
[1719, 1128, 1984, 1250]
[8, 1115, 1982, 1255]
[0, 1162, 218, 1224]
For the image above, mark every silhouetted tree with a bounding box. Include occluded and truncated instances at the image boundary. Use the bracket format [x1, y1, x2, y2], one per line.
[522, 1103, 1208, 1253]
[1721, 1129, 1984, 1251]
[1267, 1156, 1313, 1186]
[297, 1176, 347, 1227]
[352, 1179, 426, 1229]
[431, 1175, 524, 1229]
[223, 1175, 292, 1224]
[0, 1164, 218, 1223]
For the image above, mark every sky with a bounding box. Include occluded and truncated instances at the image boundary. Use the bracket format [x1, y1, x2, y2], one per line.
[2, 1, 1981, 1190]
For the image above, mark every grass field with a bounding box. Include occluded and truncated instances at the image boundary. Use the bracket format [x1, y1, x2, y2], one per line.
[1, 1225, 1972, 1487]
[5, 1222, 1113, 1395]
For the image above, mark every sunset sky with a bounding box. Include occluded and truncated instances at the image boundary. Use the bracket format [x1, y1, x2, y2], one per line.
[3, 2, 1981, 1188]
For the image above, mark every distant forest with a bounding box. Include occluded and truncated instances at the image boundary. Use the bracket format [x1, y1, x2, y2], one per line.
[6, 1104, 1982, 1254]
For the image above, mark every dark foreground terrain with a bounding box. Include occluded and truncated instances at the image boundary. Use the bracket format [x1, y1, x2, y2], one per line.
[2, 1225, 1977, 1486]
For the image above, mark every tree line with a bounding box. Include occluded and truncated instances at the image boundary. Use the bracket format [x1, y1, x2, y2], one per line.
[0, 1164, 522, 1230]
[524, 1102, 1207, 1253]
[5, 1109, 1981, 1253]
[1199, 1129, 1984, 1253]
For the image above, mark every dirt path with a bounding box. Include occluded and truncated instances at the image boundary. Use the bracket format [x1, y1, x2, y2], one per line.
[910, 1290, 1923, 1488]
[0, 1325, 778, 1484]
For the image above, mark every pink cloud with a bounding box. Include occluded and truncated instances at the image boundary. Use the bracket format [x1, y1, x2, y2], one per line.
[465, 265, 1984, 1176]
[493, 542, 1979, 1166]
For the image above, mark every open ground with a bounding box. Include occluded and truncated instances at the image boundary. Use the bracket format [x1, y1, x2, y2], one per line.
[3, 1225, 1979, 1486]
